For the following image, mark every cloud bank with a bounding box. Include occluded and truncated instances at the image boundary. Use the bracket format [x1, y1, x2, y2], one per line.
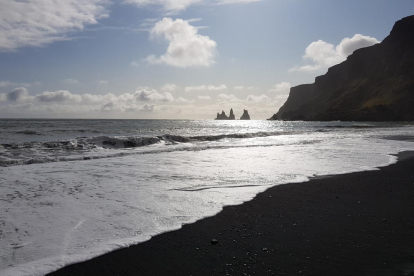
[135, 88, 174, 102]
[0, 84, 290, 119]
[0, 87, 197, 118]
[36, 90, 82, 103]
[290, 34, 380, 72]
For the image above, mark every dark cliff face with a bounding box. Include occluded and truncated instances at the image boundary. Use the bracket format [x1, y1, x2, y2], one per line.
[270, 15, 414, 121]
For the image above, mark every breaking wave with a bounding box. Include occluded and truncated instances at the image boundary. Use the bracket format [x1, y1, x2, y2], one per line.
[0, 131, 304, 167]
[15, 130, 43, 135]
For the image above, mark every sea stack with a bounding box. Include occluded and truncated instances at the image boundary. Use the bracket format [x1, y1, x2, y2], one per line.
[229, 108, 236, 120]
[215, 109, 236, 120]
[216, 111, 228, 120]
[240, 109, 250, 120]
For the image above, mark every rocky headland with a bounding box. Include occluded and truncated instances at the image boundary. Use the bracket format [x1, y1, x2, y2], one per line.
[269, 15, 414, 121]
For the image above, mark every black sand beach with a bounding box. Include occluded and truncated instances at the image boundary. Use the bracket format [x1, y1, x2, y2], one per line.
[48, 152, 414, 276]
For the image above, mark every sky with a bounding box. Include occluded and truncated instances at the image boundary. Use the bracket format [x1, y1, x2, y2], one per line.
[0, 0, 413, 119]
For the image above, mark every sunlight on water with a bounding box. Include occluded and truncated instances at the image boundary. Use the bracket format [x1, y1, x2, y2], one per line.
[0, 120, 413, 276]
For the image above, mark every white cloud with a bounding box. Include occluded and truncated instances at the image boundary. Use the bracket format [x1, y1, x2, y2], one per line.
[161, 83, 178, 91]
[246, 94, 270, 104]
[290, 34, 380, 72]
[217, 93, 241, 103]
[7, 87, 29, 102]
[216, 91, 287, 112]
[141, 103, 156, 112]
[101, 101, 156, 113]
[147, 18, 217, 68]
[4, 87, 177, 106]
[0, 0, 109, 52]
[233, 86, 258, 90]
[0, 87, 285, 119]
[82, 93, 117, 103]
[208, 84, 227, 90]
[337, 34, 380, 56]
[187, 18, 203, 23]
[268, 82, 291, 94]
[134, 88, 174, 102]
[0, 87, 181, 117]
[62, 79, 80, 85]
[35, 90, 82, 102]
[274, 94, 289, 101]
[185, 84, 227, 92]
[176, 97, 194, 103]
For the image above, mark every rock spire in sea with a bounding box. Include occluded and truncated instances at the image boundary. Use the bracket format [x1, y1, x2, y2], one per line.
[240, 109, 250, 120]
[215, 108, 236, 120]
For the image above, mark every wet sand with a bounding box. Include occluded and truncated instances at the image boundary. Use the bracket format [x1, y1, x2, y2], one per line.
[48, 152, 414, 276]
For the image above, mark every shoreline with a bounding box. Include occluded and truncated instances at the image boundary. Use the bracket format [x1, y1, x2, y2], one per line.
[48, 151, 414, 276]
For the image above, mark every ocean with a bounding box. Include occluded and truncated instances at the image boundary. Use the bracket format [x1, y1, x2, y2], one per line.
[1, 119, 414, 276]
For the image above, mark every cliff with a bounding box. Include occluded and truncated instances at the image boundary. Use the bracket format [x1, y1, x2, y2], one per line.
[269, 15, 414, 121]
[240, 109, 251, 120]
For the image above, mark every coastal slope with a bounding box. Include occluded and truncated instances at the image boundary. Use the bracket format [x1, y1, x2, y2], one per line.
[270, 15, 414, 121]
